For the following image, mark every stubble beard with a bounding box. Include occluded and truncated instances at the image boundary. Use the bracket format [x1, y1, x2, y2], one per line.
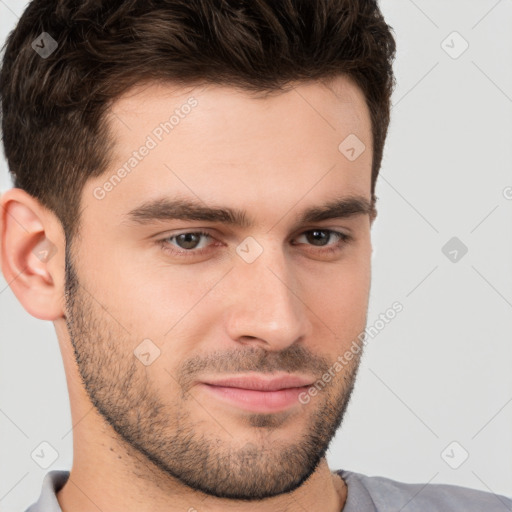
[63, 246, 362, 500]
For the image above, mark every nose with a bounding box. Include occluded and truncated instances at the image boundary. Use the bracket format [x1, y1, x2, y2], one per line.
[223, 243, 313, 351]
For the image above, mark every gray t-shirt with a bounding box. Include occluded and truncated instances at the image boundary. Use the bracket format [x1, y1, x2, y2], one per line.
[25, 469, 512, 511]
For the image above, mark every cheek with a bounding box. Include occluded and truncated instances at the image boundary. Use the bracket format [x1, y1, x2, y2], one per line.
[319, 270, 369, 329]
[83, 233, 216, 331]
[299, 247, 371, 345]
[106, 259, 227, 370]
[339, 256, 371, 315]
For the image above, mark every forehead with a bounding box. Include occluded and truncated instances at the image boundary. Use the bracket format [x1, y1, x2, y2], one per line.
[107, 76, 371, 150]
[82, 76, 373, 229]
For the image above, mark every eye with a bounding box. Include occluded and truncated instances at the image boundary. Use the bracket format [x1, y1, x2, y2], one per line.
[157, 228, 352, 258]
[293, 229, 351, 249]
[158, 230, 214, 256]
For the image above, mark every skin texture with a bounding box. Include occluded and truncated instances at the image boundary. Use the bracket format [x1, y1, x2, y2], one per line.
[0, 75, 374, 512]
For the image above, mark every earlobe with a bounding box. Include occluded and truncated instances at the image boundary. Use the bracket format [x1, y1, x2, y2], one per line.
[0, 188, 66, 321]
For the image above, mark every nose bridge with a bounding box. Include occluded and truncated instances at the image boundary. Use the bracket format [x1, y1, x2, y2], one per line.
[224, 239, 312, 349]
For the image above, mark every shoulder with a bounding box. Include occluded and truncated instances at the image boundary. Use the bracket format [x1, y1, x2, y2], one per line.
[25, 470, 69, 512]
[336, 469, 512, 512]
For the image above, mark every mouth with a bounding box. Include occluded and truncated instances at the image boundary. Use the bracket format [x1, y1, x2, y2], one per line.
[197, 373, 314, 413]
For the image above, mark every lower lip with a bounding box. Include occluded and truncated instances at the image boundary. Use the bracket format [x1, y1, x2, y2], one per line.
[199, 384, 310, 413]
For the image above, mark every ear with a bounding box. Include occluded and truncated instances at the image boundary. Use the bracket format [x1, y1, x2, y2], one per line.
[0, 188, 66, 320]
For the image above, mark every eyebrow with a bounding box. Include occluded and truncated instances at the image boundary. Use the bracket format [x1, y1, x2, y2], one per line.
[122, 194, 376, 229]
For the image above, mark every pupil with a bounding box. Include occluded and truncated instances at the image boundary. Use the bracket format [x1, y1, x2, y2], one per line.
[307, 230, 328, 246]
[178, 233, 199, 249]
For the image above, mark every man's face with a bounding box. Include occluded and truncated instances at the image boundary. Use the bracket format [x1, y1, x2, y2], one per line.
[64, 76, 374, 499]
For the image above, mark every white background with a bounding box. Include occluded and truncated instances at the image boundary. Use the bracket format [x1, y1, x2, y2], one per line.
[1, 1, 511, 510]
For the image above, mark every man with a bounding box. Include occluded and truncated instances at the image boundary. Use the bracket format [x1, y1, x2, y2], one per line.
[0, 1, 510, 511]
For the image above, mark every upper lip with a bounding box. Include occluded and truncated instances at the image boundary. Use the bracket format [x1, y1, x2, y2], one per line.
[201, 373, 315, 391]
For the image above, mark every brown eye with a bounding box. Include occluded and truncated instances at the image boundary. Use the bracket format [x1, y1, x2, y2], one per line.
[293, 229, 351, 251]
[304, 230, 330, 246]
[158, 230, 215, 257]
[174, 233, 204, 250]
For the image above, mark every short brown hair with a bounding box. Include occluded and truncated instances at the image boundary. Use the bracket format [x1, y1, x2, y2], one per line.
[0, 0, 396, 242]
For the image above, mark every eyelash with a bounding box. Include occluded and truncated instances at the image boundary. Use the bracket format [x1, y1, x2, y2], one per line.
[157, 229, 353, 258]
